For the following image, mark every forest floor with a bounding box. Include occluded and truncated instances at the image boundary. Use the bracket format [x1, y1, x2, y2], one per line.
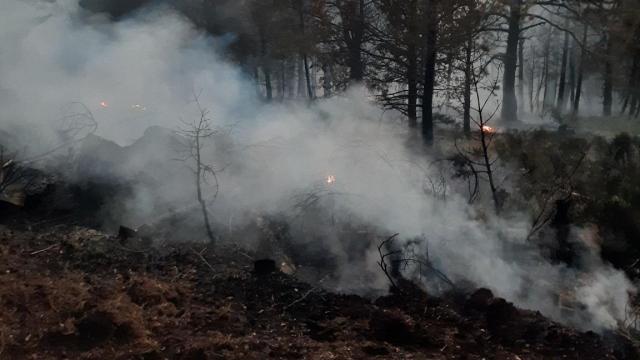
[0, 210, 636, 360]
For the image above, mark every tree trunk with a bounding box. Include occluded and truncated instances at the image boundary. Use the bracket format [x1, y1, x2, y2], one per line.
[297, 0, 313, 100]
[573, 23, 587, 115]
[622, 50, 638, 115]
[568, 40, 576, 105]
[630, 93, 639, 117]
[534, 45, 547, 113]
[422, 2, 438, 145]
[279, 60, 286, 101]
[408, 44, 418, 129]
[556, 31, 569, 110]
[311, 57, 318, 98]
[603, 34, 613, 116]
[287, 60, 296, 98]
[348, 44, 364, 81]
[195, 134, 215, 245]
[407, 0, 418, 129]
[260, 33, 272, 101]
[463, 35, 473, 136]
[322, 63, 333, 97]
[343, 0, 365, 82]
[501, 0, 521, 122]
[254, 65, 261, 97]
[264, 67, 273, 101]
[297, 56, 305, 97]
[629, 31, 640, 116]
[541, 34, 551, 112]
[518, 38, 525, 110]
[529, 45, 535, 113]
[479, 121, 500, 213]
[630, 57, 640, 116]
[303, 54, 313, 99]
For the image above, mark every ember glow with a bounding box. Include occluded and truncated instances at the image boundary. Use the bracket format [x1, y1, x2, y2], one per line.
[481, 125, 495, 133]
[326, 175, 336, 185]
[99, 101, 109, 108]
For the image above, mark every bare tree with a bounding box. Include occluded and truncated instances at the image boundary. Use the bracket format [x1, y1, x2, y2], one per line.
[455, 62, 503, 213]
[176, 95, 221, 245]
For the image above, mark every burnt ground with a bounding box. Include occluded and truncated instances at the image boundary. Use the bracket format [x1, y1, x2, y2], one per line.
[0, 213, 637, 359]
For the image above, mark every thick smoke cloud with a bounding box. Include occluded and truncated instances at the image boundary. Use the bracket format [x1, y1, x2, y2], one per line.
[0, 0, 634, 331]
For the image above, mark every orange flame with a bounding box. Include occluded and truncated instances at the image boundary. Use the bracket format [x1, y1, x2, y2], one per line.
[482, 125, 495, 133]
[326, 175, 336, 185]
[100, 101, 109, 108]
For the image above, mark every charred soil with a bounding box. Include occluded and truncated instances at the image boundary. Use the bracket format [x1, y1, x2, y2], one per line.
[0, 211, 636, 360]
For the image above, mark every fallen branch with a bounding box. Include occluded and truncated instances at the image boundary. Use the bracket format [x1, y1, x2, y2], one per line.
[29, 244, 58, 255]
[283, 276, 327, 311]
[190, 247, 218, 276]
[283, 288, 318, 311]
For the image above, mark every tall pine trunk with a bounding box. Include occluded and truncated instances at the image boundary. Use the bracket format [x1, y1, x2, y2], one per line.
[322, 63, 333, 97]
[501, 0, 521, 122]
[556, 31, 570, 110]
[529, 46, 536, 113]
[279, 60, 286, 101]
[623, 49, 639, 116]
[297, 0, 313, 100]
[603, 34, 613, 116]
[541, 31, 551, 112]
[344, 0, 365, 82]
[463, 35, 473, 136]
[408, 47, 418, 128]
[422, 1, 438, 145]
[568, 40, 576, 105]
[573, 23, 588, 115]
[260, 33, 272, 101]
[518, 38, 525, 111]
[303, 54, 313, 99]
[407, 0, 418, 128]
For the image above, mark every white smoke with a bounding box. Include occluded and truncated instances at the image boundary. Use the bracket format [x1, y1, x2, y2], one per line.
[0, 0, 634, 332]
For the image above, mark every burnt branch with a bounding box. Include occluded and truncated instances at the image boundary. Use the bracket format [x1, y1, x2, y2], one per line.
[377, 233, 401, 291]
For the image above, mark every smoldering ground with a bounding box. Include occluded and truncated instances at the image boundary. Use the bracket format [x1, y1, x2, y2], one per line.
[0, 0, 635, 332]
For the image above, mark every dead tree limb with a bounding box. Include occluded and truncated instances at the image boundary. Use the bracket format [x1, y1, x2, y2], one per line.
[1, 103, 98, 206]
[526, 148, 588, 239]
[21, 102, 98, 164]
[377, 233, 455, 293]
[377, 233, 401, 291]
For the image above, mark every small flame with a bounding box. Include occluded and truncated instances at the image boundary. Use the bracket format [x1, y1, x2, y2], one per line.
[326, 175, 336, 185]
[100, 101, 109, 108]
[482, 125, 495, 133]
